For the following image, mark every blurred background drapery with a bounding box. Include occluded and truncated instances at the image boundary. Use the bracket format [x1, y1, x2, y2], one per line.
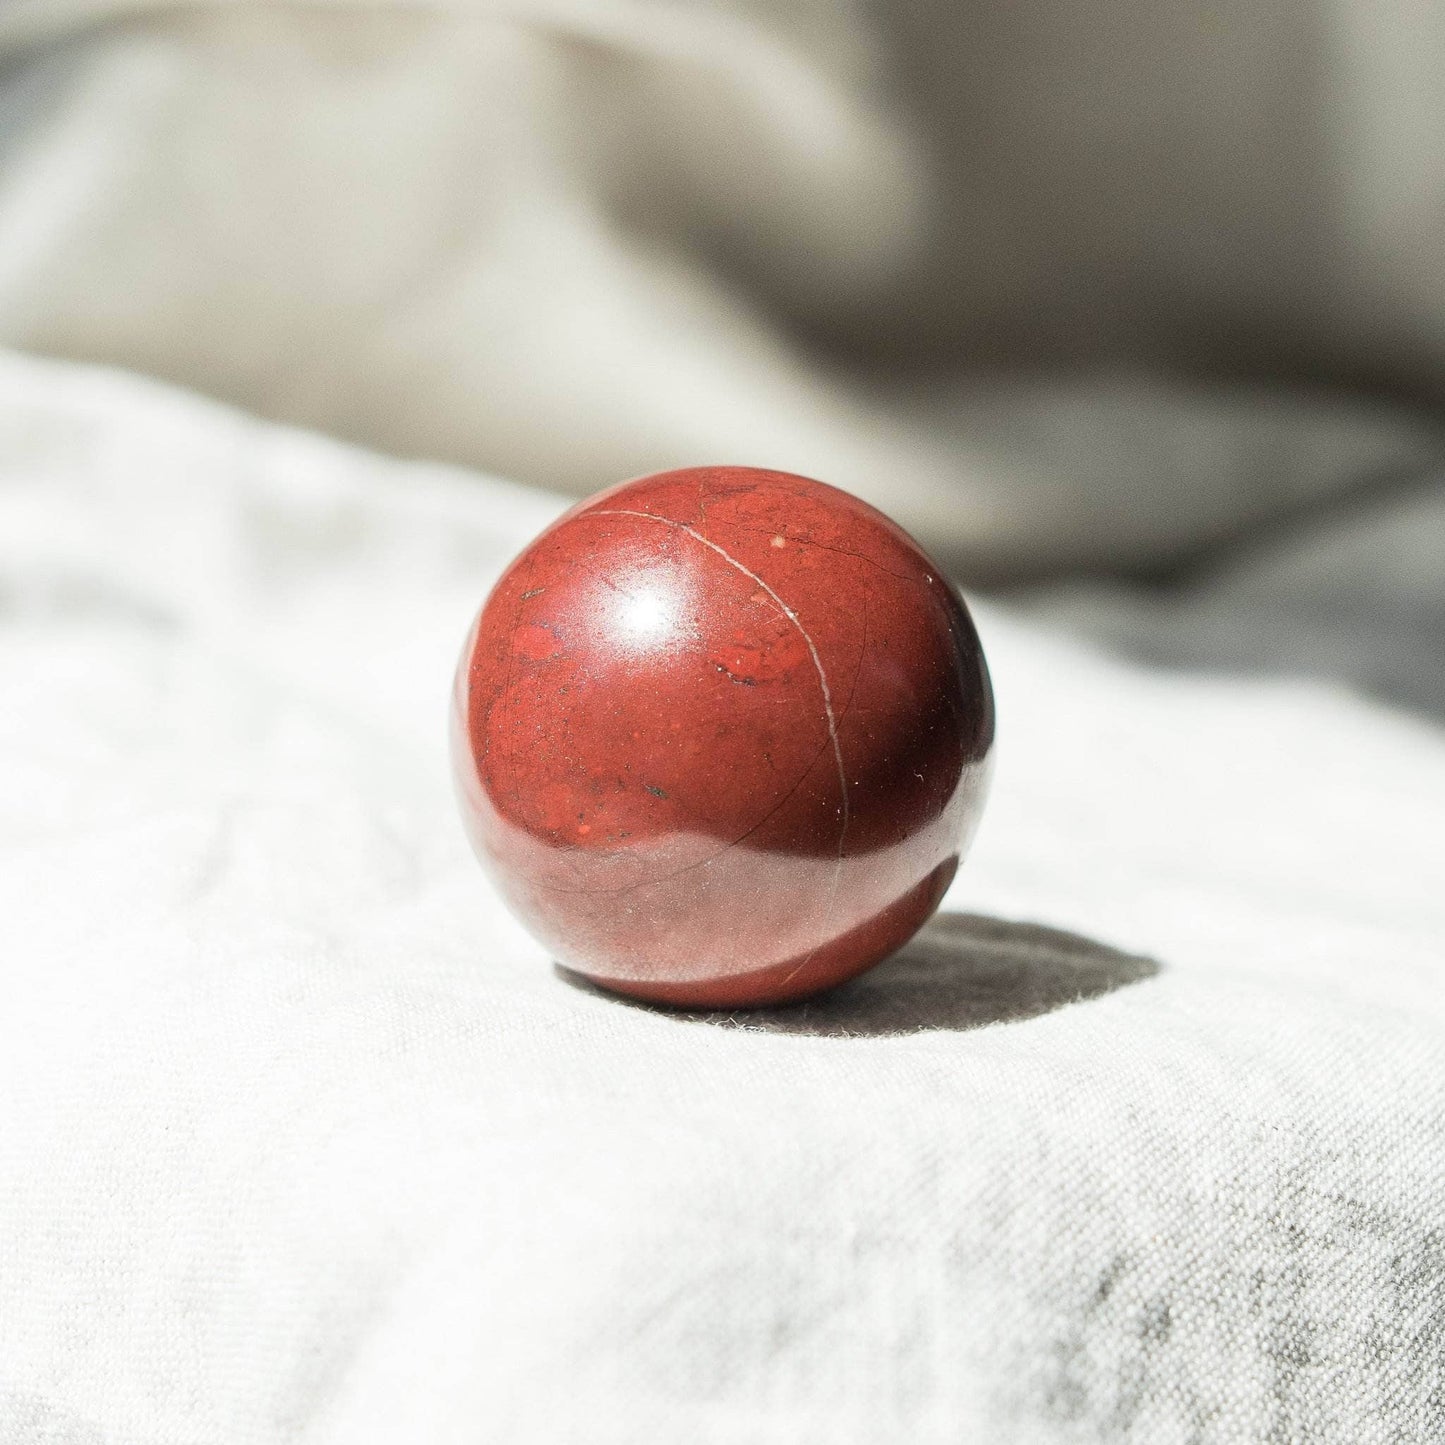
[2, 0, 1443, 706]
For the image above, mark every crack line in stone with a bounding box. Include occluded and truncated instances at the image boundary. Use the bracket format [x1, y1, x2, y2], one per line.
[716, 522, 929, 586]
[589, 507, 851, 965]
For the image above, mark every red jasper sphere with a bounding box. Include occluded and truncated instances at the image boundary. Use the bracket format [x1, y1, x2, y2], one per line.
[452, 466, 994, 1008]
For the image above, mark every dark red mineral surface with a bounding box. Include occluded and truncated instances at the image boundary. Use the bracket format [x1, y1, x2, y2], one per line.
[453, 466, 994, 1007]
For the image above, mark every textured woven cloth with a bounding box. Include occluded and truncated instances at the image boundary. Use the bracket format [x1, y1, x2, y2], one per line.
[2, 350, 1442, 1441]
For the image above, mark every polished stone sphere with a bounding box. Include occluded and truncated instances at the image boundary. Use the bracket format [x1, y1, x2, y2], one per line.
[452, 466, 994, 1007]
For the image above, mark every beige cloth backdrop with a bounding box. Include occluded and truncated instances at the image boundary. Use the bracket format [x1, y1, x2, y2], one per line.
[1, 0, 1443, 580]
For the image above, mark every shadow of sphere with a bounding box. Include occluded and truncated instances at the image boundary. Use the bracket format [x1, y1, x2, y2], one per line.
[558, 911, 1159, 1037]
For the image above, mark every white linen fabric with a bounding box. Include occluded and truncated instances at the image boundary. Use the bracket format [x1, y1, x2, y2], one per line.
[2, 350, 1443, 1442]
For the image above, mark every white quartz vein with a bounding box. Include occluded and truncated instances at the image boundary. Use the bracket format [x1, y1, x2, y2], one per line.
[590, 509, 849, 976]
